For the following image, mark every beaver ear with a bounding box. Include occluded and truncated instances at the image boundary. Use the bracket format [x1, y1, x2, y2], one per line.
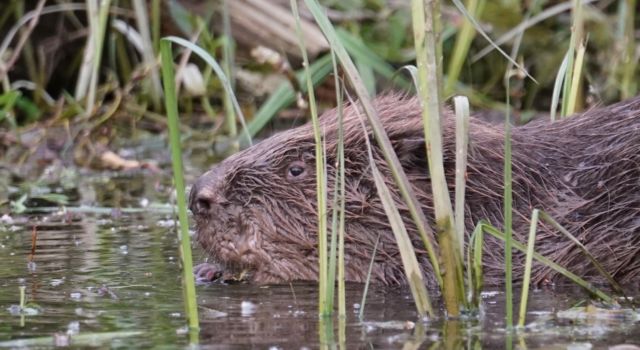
[302, 151, 314, 163]
[390, 135, 428, 168]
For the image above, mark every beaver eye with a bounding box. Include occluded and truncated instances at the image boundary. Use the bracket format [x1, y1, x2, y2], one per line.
[286, 161, 307, 181]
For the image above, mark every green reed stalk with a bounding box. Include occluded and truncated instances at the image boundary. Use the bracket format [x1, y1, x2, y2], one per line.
[566, 41, 585, 115]
[454, 96, 470, 254]
[326, 119, 338, 312]
[358, 233, 380, 321]
[502, 18, 527, 327]
[76, 0, 111, 114]
[338, 316, 346, 349]
[290, 0, 329, 316]
[327, 170, 338, 314]
[370, 143, 434, 318]
[352, 88, 433, 318]
[318, 315, 335, 348]
[503, 84, 513, 330]
[560, 0, 583, 117]
[412, 0, 465, 317]
[331, 50, 347, 318]
[159, 40, 199, 331]
[445, 0, 485, 95]
[306, 0, 438, 317]
[518, 209, 539, 328]
[620, 0, 637, 99]
[132, 0, 162, 111]
[467, 221, 484, 308]
[151, 0, 161, 54]
[222, 0, 237, 146]
[550, 52, 569, 122]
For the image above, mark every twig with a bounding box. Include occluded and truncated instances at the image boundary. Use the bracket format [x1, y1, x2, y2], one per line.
[0, 0, 46, 81]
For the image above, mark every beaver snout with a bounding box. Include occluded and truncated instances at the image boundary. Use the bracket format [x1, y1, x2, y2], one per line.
[189, 167, 227, 217]
[189, 184, 212, 216]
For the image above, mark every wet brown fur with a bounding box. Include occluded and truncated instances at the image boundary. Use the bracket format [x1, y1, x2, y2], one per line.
[190, 94, 640, 287]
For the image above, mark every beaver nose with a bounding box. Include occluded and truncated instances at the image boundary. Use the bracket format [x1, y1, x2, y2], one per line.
[189, 183, 215, 216]
[189, 168, 226, 216]
[189, 188, 211, 216]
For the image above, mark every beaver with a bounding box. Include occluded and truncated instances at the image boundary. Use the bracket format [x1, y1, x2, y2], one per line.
[189, 94, 640, 287]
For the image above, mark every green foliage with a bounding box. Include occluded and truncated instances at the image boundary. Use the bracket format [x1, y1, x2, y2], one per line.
[0, 1, 635, 134]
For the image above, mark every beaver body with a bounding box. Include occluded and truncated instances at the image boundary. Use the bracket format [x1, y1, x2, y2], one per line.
[189, 95, 640, 286]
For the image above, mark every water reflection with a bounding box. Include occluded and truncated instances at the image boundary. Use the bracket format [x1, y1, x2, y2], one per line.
[0, 174, 638, 349]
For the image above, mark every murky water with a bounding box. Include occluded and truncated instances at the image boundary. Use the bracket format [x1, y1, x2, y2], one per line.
[1, 172, 639, 349]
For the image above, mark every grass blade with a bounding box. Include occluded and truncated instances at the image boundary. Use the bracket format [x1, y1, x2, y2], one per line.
[467, 221, 485, 308]
[332, 50, 347, 318]
[358, 233, 381, 321]
[363, 122, 433, 317]
[454, 96, 470, 254]
[445, 0, 485, 95]
[290, 0, 329, 316]
[471, 0, 597, 62]
[565, 40, 586, 115]
[221, 0, 237, 145]
[481, 223, 614, 303]
[159, 39, 199, 330]
[518, 209, 539, 328]
[132, 0, 162, 110]
[538, 211, 627, 297]
[412, 0, 465, 316]
[305, 0, 443, 294]
[550, 52, 570, 121]
[450, 0, 537, 83]
[162, 36, 251, 146]
[620, 0, 637, 99]
[560, 0, 583, 117]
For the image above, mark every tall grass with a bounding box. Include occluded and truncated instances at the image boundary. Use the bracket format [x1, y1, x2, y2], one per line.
[75, 0, 112, 114]
[412, 0, 465, 317]
[306, 0, 437, 318]
[560, 0, 584, 117]
[290, 0, 329, 316]
[518, 209, 539, 328]
[132, 0, 162, 111]
[619, 0, 637, 99]
[445, 0, 485, 95]
[159, 39, 199, 331]
[221, 0, 237, 146]
[502, 93, 514, 328]
[330, 49, 347, 318]
[453, 97, 470, 256]
[157, 32, 260, 332]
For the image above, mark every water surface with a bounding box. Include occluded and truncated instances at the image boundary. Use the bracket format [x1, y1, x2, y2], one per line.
[1, 173, 638, 349]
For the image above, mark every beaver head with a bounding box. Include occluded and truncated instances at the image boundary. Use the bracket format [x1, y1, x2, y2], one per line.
[190, 94, 640, 286]
[189, 95, 447, 285]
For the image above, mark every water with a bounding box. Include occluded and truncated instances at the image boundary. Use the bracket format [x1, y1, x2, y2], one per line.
[1, 173, 638, 349]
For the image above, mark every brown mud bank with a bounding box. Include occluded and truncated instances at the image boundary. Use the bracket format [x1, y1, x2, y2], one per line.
[189, 94, 640, 287]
